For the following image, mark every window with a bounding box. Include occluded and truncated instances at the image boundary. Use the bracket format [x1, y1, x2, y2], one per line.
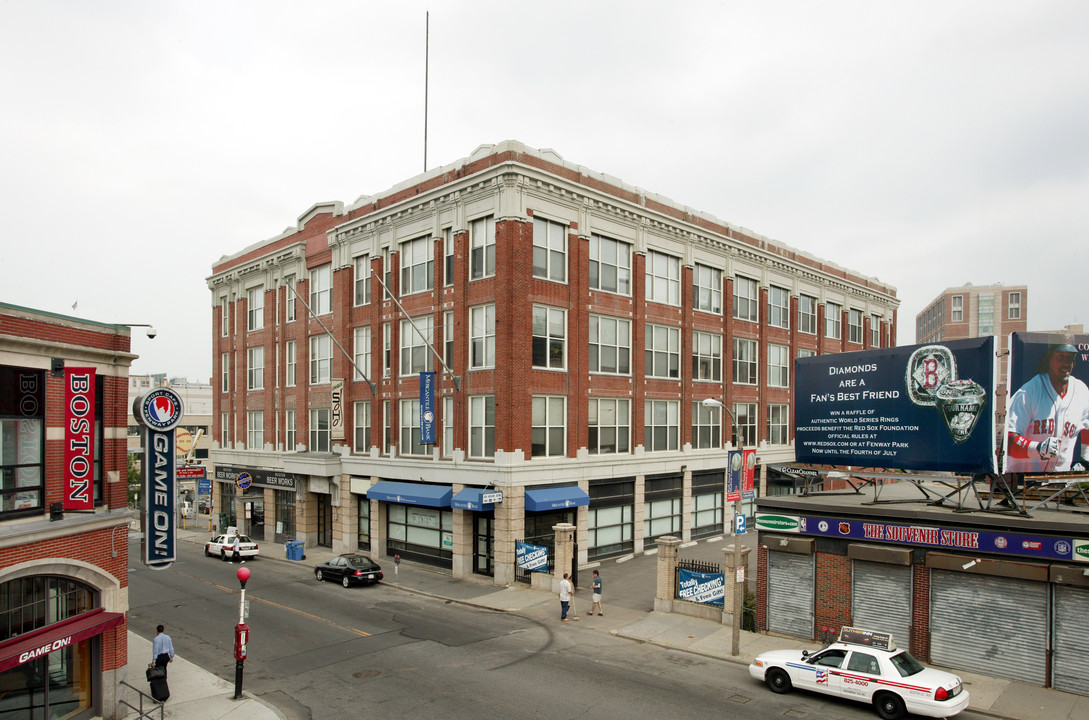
[284, 277, 296, 322]
[733, 338, 758, 385]
[870, 315, 881, 347]
[532, 396, 566, 458]
[354, 256, 371, 305]
[692, 332, 722, 382]
[469, 305, 495, 370]
[799, 348, 817, 359]
[382, 248, 392, 299]
[401, 316, 434, 375]
[220, 412, 229, 447]
[310, 408, 330, 452]
[400, 399, 427, 455]
[354, 327, 371, 381]
[646, 250, 680, 306]
[589, 315, 631, 374]
[848, 308, 863, 344]
[733, 276, 758, 322]
[247, 411, 264, 449]
[221, 298, 229, 336]
[285, 340, 296, 387]
[645, 324, 680, 379]
[951, 295, 963, 322]
[247, 287, 264, 331]
[310, 265, 332, 315]
[1009, 292, 1021, 320]
[0, 398, 43, 516]
[825, 301, 842, 339]
[357, 496, 370, 550]
[693, 264, 722, 314]
[768, 343, 789, 387]
[247, 346, 264, 390]
[354, 401, 371, 452]
[589, 233, 631, 295]
[798, 294, 817, 334]
[469, 395, 495, 458]
[221, 352, 229, 392]
[532, 306, 566, 370]
[767, 404, 789, 445]
[533, 217, 567, 283]
[285, 410, 296, 450]
[470, 215, 495, 280]
[382, 323, 391, 378]
[588, 398, 630, 454]
[978, 294, 995, 335]
[400, 235, 433, 295]
[732, 402, 757, 447]
[1, 576, 93, 641]
[644, 400, 679, 451]
[442, 396, 454, 456]
[769, 286, 790, 329]
[692, 401, 720, 449]
[443, 311, 454, 369]
[645, 497, 681, 541]
[443, 228, 454, 286]
[310, 334, 332, 384]
[382, 400, 391, 454]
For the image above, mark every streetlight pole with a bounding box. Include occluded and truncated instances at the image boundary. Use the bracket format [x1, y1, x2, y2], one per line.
[702, 397, 744, 657]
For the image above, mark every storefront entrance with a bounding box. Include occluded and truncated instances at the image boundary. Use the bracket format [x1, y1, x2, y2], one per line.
[473, 514, 494, 576]
[316, 494, 333, 548]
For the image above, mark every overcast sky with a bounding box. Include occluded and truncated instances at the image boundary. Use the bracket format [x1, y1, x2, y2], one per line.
[2, 1, 1087, 382]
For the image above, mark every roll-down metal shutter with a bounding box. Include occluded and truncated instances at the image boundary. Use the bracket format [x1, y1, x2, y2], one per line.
[767, 551, 814, 639]
[852, 560, 912, 646]
[1053, 585, 1089, 696]
[930, 570, 1047, 685]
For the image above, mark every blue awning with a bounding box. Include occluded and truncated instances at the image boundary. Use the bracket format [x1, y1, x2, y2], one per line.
[368, 480, 452, 507]
[452, 488, 496, 511]
[524, 486, 589, 512]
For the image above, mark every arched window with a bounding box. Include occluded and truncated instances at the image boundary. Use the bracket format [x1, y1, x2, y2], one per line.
[1, 576, 95, 642]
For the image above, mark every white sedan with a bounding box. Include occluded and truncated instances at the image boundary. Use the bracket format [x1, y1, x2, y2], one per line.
[749, 630, 969, 720]
[204, 534, 260, 561]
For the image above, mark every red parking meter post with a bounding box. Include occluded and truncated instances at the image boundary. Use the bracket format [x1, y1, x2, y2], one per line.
[394, 554, 400, 577]
[233, 567, 250, 699]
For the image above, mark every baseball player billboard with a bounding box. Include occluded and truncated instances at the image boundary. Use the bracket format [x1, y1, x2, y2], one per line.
[795, 336, 997, 473]
[1003, 332, 1089, 475]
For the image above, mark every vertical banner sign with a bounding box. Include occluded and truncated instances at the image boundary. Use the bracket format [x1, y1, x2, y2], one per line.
[742, 448, 755, 494]
[330, 378, 344, 441]
[133, 388, 184, 568]
[727, 450, 742, 502]
[63, 367, 96, 510]
[420, 371, 435, 445]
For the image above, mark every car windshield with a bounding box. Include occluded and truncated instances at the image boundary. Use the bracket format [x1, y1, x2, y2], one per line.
[348, 556, 378, 569]
[889, 651, 926, 677]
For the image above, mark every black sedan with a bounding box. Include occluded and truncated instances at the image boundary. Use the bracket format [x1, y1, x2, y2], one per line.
[315, 554, 384, 587]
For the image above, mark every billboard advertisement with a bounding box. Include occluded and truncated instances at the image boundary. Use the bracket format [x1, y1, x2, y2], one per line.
[795, 337, 996, 473]
[1003, 331, 1089, 474]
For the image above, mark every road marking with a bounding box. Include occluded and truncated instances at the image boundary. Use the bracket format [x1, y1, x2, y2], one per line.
[173, 569, 371, 637]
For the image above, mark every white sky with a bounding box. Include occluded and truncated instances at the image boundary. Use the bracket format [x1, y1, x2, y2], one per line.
[2, 1, 1087, 382]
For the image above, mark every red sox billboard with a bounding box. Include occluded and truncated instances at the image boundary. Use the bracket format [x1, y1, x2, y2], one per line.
[795, 337, 997, 473]
[1003, 331, 1089, 475]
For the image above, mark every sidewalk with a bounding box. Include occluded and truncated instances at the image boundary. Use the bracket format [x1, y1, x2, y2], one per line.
[129, 525, 1089, 720]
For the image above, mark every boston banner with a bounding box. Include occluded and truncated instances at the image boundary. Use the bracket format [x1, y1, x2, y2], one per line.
[678, 568, 725, 606]
[795, 336, 997, 473]
[63, 367, 95, 510]
[1003, 331, 1089, 475]
[516, 541, 548, 572]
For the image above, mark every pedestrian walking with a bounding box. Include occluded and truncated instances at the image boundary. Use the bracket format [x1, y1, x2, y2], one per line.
[559, 573, 574, 622]
[147, 624, 174, 702]
[590, 569, 604, 616]
[229, 534, 242, 563]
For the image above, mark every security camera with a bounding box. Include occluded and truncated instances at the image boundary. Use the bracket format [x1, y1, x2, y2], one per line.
[146, 326, 158, 339]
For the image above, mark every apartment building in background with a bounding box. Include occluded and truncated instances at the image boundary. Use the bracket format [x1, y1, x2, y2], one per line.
[207, 140, 900, 587]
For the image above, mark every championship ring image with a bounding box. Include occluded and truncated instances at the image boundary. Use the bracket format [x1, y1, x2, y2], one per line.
[934, 379, 987, 444]
[906, 345, 957, 407]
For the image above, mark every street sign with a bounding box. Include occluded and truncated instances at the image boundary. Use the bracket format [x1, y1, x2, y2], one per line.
[735, 513, 747, 535]
[482, 490, 503, 505]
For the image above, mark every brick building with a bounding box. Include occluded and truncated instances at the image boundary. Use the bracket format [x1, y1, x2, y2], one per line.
[0, 303, 135, 719]
[207, 140, 899, 586]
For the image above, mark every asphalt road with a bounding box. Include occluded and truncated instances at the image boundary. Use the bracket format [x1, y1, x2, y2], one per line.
[128, 538, 984, 720]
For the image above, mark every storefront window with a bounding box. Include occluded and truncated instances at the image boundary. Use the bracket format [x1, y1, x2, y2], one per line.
[386, 504, 452, 567]
[274, 489, 295, 543]
[357, 497, 370, 551]
[1, 577, 94, 641]
[0, 367, 45, 518]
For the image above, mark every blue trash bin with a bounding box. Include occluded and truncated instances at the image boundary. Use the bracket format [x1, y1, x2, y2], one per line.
[285, 539, 305, 561]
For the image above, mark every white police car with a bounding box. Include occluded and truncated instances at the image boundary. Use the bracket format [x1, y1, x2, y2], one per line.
[748, 627, 969, 720]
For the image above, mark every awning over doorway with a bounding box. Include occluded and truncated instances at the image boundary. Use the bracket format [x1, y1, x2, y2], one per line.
[0, 608, 124, 673]
[451, 488, 499, 511]
[367, 480, 452, 507]
[524, 486, 590, 512]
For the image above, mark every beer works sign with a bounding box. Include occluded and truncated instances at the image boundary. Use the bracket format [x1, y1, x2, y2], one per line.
[133, 388, 184, 568]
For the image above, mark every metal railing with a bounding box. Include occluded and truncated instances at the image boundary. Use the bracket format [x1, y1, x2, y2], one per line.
[119, 679, 164, 720]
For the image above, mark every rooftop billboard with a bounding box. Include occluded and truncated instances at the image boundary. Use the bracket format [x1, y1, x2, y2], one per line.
[795, 337, 997, 473]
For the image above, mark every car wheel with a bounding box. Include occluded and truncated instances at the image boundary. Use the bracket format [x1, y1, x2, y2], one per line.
[315, 569, 324, 582]
[342, 576, 351, 588]
[766, 668, 792, 694]
[874, 692, 905, 720]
